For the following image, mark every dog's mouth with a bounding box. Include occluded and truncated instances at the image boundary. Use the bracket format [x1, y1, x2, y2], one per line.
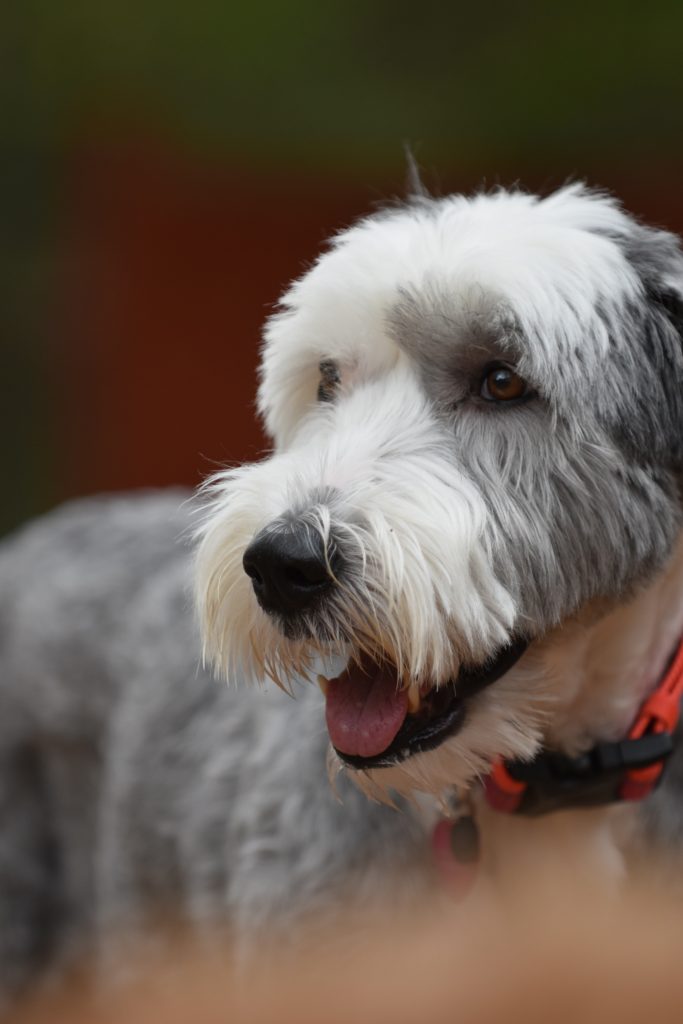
[322, 638, 529, 769]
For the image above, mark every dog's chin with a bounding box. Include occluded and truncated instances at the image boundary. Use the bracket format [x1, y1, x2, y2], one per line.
[269, 611, 342, 645]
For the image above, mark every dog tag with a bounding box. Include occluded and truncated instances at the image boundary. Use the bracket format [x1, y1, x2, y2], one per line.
[432, 815, 480, 900]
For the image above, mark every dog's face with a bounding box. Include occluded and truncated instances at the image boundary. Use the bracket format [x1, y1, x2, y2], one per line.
[196, 185, 683, 798]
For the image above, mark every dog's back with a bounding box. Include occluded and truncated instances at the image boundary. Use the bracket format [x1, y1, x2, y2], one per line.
[0, 492, 192, 993]
[0, 492, 427, 1001]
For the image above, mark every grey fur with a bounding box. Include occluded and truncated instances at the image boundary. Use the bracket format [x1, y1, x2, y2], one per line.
[384, 206, 683, 637]
[0, 493, 427, 1002]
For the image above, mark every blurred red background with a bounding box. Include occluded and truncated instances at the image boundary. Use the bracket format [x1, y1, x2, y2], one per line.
[58, 137, 368, 497]
[3, 3, 683, 536]
[56, 137, 683, 503]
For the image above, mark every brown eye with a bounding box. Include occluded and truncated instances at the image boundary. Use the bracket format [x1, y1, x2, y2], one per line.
[317, 359, 341, 402]
[480, 364, 531, 403]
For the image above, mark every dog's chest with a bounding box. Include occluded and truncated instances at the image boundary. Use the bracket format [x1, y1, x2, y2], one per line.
[424, 793, 641, 897]
[470, 799, 639, 895]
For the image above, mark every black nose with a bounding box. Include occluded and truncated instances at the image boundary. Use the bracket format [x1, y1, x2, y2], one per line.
[243, 525, 335, 615]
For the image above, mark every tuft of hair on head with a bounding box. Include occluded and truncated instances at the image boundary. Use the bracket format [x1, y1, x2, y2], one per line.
[403, 144, 430, 201]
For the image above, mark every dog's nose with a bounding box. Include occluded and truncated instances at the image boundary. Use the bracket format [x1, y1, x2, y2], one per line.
[243, 525, 334, 615]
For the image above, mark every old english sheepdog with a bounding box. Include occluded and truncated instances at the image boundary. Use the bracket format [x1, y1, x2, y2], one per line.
[2, 182, 683, 998]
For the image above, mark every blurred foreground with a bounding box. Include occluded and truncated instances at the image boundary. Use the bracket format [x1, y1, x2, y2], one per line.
[10, 871, 683, 1024]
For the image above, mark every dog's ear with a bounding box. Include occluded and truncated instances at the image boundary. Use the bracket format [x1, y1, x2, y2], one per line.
[618, 222, 683, 469]
[622, 223, 683, 340]
[649, 285, 683, 340]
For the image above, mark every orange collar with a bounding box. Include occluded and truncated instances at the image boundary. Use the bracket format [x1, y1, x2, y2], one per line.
[432, 638, 683, 898]
[485, 636, 683, 815]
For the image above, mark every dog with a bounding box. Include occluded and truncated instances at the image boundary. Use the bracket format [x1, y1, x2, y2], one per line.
[2, 181, 683, 1003]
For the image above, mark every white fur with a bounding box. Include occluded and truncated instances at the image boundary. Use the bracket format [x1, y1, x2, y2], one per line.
[197, 363, 516, 689]
[195, 183, 683, 847]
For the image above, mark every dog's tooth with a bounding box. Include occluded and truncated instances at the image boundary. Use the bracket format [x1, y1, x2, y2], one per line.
[407, 687, 421, 714]
[317, 674, 329, 697]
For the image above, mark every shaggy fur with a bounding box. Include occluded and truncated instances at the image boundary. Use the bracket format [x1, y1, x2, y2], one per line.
[0, 494, 427, 1002]
[2, 183, 683, 1002]
[196, 183, 683, 798]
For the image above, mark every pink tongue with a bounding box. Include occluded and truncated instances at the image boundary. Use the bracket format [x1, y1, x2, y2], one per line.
[325, 659, 409, 758]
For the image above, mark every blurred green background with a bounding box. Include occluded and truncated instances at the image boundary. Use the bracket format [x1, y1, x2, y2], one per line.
[2, 2, 683, 536]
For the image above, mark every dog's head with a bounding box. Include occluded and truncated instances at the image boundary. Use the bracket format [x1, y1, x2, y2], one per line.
[195, 184, 683, 798]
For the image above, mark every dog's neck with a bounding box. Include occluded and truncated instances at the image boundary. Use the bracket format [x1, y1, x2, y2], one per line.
[452, 541, 683, 896]
[540, 533, 683, 756]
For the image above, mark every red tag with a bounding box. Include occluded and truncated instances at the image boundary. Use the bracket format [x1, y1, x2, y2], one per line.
[432, 816, 480, 900]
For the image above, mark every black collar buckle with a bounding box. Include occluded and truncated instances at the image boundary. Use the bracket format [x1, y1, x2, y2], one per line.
[504, 732, 674, 816]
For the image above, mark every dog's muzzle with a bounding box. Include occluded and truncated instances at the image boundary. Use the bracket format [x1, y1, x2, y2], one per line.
[243, 521, 338, 617]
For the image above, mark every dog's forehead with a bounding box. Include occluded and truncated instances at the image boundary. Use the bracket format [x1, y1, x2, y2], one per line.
[284, 187, 641, 375]
[260, 186, 673, 446]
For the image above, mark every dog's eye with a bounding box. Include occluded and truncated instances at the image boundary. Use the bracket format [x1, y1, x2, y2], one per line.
[480, 364, 532, 403]
[317, 359, 341, 402]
